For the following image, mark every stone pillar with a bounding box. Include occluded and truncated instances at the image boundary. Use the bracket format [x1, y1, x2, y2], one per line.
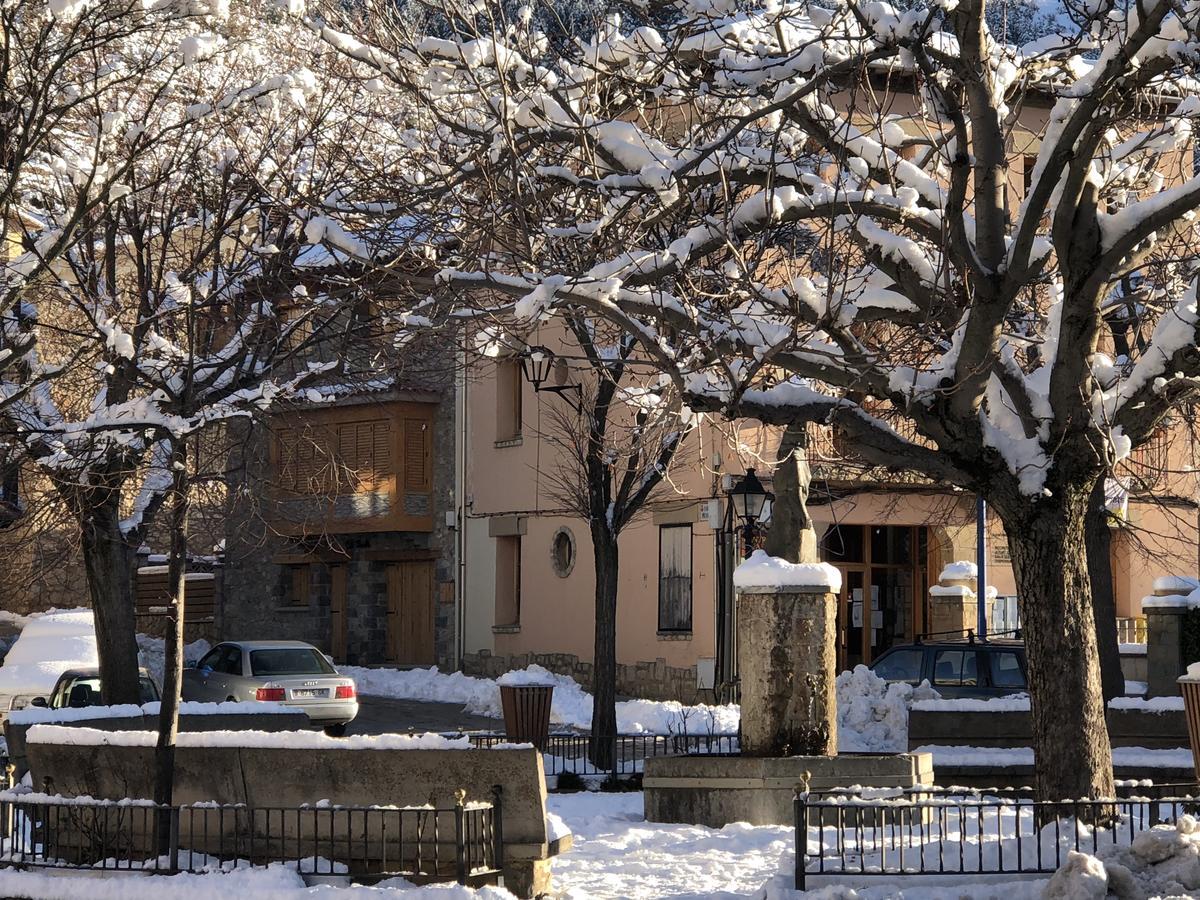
[1146, 584, 1190, 698]
[735, 553, 838, 757]
[928, 572, 977, 639]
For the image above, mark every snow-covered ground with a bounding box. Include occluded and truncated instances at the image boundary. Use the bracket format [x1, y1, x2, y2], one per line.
[0, 789, 1057, 898]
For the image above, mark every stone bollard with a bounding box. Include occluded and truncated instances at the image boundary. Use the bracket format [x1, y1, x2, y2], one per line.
[1144, 578, 1199, 698]
[927, 561, 978, 639]
[733, 551, 840, 757]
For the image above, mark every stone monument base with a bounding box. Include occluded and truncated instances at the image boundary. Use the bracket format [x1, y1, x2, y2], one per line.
[643, 752, 934, 827]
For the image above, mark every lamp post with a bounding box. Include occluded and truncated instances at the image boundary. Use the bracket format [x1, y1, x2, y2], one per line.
[728, 468, 771, 559]
[519, 344, 581, 410]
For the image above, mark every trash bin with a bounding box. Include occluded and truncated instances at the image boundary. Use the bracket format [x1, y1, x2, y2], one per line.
[499, 683, 554, 750]
[1178, 662, 1200, 778]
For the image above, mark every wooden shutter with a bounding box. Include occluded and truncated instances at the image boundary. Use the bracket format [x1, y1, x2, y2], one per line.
[658, 525, 693, 632]
[404, 418, 431, 491]
[135, 569, 216, 622]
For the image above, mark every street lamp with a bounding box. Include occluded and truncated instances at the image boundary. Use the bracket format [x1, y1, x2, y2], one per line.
[520, 344, 582, 410]
[728, 468, 770, 558]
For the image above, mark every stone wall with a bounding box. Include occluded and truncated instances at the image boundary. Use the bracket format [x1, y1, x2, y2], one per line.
[464, 649, 699, 702]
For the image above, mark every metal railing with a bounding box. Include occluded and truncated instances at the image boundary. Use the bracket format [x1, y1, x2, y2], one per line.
[0, 787, 503, 884]
[464, 732, 740, 779]
[795, 784, 1200, 890]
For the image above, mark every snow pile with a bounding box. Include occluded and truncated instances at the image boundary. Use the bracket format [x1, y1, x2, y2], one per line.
[344, 664, 741, 735]
[836, 665, 938, 753]
[0, 609, 97, 698]
[1044, 816, 1200, 899]
[136, 634, 212, 688]
[732, 550, 842, 592]
[939, 560, 978, 581]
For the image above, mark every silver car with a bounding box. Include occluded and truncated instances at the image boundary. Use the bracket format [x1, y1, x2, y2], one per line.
[182, 640, 358, 735]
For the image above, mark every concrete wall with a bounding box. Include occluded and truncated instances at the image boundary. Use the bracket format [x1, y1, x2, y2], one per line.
[27, 737, 550, 854]
[907, 707, 1187, 749]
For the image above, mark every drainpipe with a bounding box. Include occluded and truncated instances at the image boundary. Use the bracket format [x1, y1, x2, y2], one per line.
[455, 351, 469, 671]
[976, 496, 988, 640]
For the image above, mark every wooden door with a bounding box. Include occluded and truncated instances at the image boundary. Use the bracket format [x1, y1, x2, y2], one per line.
[386, 560, 435, 665]
[330, 565, 348, 662]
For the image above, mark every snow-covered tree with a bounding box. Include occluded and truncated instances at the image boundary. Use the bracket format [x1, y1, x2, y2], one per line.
[0, 1, 376, 706]
[522, 318, 693, 764]
[303, 0, 1200, 801]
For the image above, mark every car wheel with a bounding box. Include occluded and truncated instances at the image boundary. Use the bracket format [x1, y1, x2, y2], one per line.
[323, 724, 347, 738]
[226, 696, 236, 703]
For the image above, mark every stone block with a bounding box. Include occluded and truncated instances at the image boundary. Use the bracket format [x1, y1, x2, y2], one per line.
[644, 753, 935, 827]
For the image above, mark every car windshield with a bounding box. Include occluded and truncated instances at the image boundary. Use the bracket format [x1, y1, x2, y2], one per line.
[249, 648, 335, 677]
[56, 675, 157, 707]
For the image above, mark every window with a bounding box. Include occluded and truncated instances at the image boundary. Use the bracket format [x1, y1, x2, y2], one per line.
[495, 535, 522, 626]
[551, 527, 575, 578]
[932, 649, 978, 686]
[871, 648, 924, 684]
[495, 359, 523, 442]
[658, 524, 693, 632]
[289, 565, 310, 606]
[217, 646, 244, 676]
[250, 648, 334, 676]
[989, 651, 1026, 690]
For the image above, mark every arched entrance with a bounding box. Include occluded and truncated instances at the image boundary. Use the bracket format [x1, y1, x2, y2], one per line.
[821, 524, 930, 670]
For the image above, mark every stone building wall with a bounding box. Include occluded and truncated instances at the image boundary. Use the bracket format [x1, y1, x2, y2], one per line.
[221, 383, 458, 668]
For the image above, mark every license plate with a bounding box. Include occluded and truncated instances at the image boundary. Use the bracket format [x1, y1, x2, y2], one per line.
[293, 689, 326, 699]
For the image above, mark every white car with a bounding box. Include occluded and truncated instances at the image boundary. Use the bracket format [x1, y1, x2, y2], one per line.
[0, 609, 98, 720]
[182, 640, 358, 736]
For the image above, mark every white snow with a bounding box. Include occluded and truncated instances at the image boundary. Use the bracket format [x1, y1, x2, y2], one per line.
[938, 560, 978, 582]
[732, 550, 842, 592]
[836, 665, 937, 753]
[1045, 816, 1200, 899]
[1108, 696, 1184, 713]
[0, 609, 97, 698]
[1119, 643, 1147, 656]
[24, 725, 482, 752]
[8, 700, 296, 726]
[915, 744, 1195, 769]
[497, 670, 557, 688]
[912, 694, 1031, 712]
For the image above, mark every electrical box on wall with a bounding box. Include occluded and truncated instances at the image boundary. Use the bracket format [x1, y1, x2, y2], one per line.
[445, 510, 457, 530]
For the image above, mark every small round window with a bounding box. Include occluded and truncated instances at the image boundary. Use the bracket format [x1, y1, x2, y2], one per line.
[551, 527, 576, 578]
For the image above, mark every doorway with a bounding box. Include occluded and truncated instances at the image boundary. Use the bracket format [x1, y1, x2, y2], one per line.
[386, 560, 436, 665]
[822, 525, 929, 670]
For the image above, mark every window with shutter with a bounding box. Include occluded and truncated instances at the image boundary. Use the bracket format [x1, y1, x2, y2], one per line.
[658, 525, 693, 632]
[271, 402, 435, 534]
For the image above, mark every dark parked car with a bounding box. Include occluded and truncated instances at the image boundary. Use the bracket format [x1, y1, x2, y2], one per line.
[868, 638, 1027, 699]
[33, 667, 160, 710]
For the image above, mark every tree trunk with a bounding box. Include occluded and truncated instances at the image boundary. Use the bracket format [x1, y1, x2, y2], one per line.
[1001, 484, 1114, 803]
[154, 449, 189, 861]
[1086, 478, 1124, 702]
[589, 529, 619, 771]
[155, 451, 189, 812]
[79, 490, 142, 705]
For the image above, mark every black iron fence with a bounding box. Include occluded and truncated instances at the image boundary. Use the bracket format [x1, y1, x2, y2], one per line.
[795, 784, 1200, 890]
[464, 732, 740, 778]
[0, 788, 503, 885]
